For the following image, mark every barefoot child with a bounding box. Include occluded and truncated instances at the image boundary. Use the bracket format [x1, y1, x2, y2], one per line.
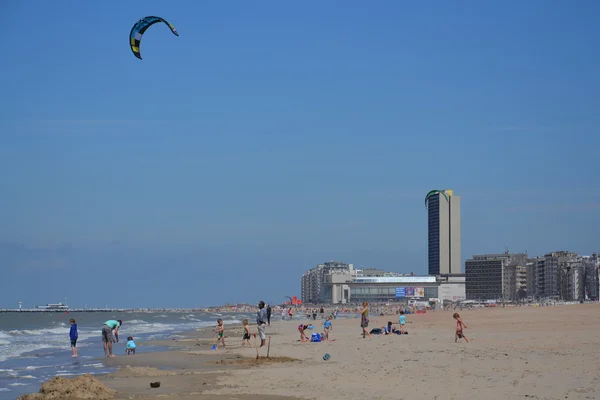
[215, 319, 226, 348]
[242, 319, 251, 347]
[453, 313, 469, 343]
[399, 310, 407, 334]
[298, 324, 310, 342]
[69, 319, 78, 358]
[126, 336, 136, 355]
[323, 316, 333, 341]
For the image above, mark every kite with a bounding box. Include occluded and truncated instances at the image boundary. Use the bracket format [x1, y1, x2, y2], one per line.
[129, 16, 179, 60]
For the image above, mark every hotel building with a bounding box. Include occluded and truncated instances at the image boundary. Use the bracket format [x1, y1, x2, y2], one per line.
[425, 189, 461, 275]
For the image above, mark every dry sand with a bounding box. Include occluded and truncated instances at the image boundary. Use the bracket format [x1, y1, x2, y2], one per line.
[21, 304, 600, 399]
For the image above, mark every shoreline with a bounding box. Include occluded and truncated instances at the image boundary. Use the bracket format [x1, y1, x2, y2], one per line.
[19, 304, 600, 399]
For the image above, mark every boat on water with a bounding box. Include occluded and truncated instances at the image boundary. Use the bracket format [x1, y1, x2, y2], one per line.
[37, 302, 69, 310]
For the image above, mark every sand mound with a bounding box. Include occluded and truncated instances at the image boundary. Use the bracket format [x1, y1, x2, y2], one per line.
[112, 366, 178, 377]
[210, 356, 299, 366]
[18, 374, 116, 400]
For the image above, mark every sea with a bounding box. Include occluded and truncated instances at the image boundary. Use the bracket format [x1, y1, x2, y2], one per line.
[0, 310, 248, 399]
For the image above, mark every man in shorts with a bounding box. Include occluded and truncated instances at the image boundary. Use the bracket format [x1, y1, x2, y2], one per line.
[102, 319, 122, 357]
[256, 301, 267, 347]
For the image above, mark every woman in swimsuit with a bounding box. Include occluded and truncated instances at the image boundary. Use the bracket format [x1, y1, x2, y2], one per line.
[453, 313, 469, 343]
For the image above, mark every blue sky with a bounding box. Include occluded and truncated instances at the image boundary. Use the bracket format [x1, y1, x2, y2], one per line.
[1, 1, 598, 308]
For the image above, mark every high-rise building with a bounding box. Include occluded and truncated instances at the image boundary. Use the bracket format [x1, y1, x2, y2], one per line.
[425, 189, 461, 275]
[465, 252, 528, 301]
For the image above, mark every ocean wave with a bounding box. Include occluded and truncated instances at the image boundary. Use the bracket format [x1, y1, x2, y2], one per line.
[0, 313, 244, 363]
[0, 388, 11, 392]
[82, 363, 104, 368]
[124, 319, 148, 324]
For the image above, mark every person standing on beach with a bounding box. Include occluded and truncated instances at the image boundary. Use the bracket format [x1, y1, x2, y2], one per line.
[281, 307, 286, 321]
[215, 319, 226, 348]
[69, 319, 78, 358]
[358, 302, 371, 339]
[323, 316, 332, 341]
[399, 310, 407, 334]
[102, 319, 122, 357]
[266, 304, 272, 326]
[257, 301, 268, 347]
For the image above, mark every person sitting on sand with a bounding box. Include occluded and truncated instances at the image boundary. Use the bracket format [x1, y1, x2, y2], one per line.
[323, 316, 333, 341]
[215, 319, 226, 348]
[453, 313, 469, 343]
[126, 336, 136, 355]
[382, 321, 396, 335]
[298, 324, 310, 342]
[242, 319, 251, 347]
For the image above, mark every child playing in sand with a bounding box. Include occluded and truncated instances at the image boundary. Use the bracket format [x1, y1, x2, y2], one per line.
[69, 319, 78, 358]
[383, 321, 395, 335]
[126, 336, 136, 355]
[242, 319, 251, 347]
[298, 324, 310, 342]
[453, 313, 469, 343]
[323, 316, 332, 341]
[215, 319, 226, 348]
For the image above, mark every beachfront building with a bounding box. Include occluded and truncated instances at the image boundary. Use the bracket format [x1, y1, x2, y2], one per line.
[557, 253, 600, 301]
[425, 189, 461, 276]
[535, 251, 578, 300]
[301, 261, 466, 304]
[525, 259, 538, 299]
[583, 254, 600, 300]
[301, 261, 355, 304]
[465, 252, 528, 301]
[558, 259, 585, 301]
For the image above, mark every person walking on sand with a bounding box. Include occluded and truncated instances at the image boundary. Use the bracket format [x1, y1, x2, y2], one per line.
[102, 319, 122, 357]
[266, 304, 272, 326]
[257, 301, 268, 347]
[358, 302, 371, 339]
[69, 319, 78, 358]
[453, 313, 469, 343]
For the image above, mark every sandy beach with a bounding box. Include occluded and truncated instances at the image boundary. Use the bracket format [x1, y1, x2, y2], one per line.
[21, 304, 600, 399]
